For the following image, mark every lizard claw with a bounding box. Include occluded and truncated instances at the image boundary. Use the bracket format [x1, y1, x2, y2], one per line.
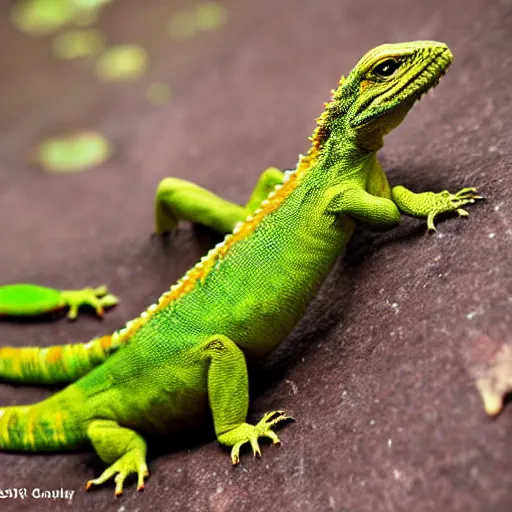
[218, 410, 294, 465]
[85, 459, 149, 496]
[426, 186, 483, 231]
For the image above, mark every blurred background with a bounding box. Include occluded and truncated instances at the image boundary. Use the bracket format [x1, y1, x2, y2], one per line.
[0, 1, 511, 511]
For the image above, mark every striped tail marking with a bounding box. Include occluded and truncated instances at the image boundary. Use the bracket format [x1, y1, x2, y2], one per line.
[0, 404, 81, 452]
[0, 334, 122, 385]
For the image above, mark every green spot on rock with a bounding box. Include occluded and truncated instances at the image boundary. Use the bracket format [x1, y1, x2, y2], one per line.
[12, 0, 75, 36]
[195, 2, 228, 32]
[11, 0, 113, 36]
[168, 2, 228, 42]
[53, 29, 104, 59]
[37, 131, 112, 173]
[95, 44, 149, 81]
[72, 0, 112, 8]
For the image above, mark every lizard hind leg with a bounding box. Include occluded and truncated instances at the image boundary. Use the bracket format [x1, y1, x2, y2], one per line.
[154, 167, 284, 235]
[86, 420, 149, 496]
[199, 334, 293, 465]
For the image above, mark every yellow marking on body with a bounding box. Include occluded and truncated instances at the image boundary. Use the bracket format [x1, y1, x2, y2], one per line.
[0, 347, 18, 358]
[99, 335, 113, 350]
[360, 79, 370, 93]
[0, 407, 10, 445]
[188, 268, 204, 281]
[54, 411, 67, 445]
[0, 347, 23, 377]
[47, 346, 63, 363]
[25, 407, 37, 450]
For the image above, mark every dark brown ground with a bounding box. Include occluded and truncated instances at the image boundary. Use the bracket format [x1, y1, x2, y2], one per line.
[0, 0, 511, 511]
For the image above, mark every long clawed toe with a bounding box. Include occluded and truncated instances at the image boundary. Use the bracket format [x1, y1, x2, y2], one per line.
[452, 187, 484, 203]
[137, 468, 150, 492]
[454, 187, 483, 199]
[223, 410, 294, 466]
[428, 186, 483, 231]
[85, 464, 149, 497]
[257, 410, 295, 430]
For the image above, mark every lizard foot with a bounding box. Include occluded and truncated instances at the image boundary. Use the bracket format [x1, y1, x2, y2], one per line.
[426, 187, 483, 231]
[218, 410, 294, 465]
[61, 285, 119, 320]
[85, 452, 149, 496]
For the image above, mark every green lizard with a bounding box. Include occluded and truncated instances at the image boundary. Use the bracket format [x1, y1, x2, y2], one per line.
[0, 284, 118, 320]
[0, 41, 481, 496]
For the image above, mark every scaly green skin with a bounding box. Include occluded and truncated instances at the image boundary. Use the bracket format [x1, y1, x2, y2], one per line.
[0, 284, 118, 320]
[0, 41, 481, 496]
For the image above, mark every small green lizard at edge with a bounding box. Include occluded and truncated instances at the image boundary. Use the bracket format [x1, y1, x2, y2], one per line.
[0, 284, 118, 320]
[0, 41, 482, 496]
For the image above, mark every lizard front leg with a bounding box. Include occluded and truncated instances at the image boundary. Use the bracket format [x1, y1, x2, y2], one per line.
[155, 167, 284, 235]
[391, 185, 482, 231]
[198, 334, 292, 464]
[326, 185, 402, 228]
[327, 183, 481, 231]
[365, 161, 482, 231]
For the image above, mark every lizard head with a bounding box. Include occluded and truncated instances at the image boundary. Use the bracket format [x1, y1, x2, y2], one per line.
[337, 41, 453, 148]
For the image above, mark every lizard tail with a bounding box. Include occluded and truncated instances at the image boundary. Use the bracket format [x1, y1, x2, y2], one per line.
[0, 398, 86, 452]
[0, 333, 124, 385]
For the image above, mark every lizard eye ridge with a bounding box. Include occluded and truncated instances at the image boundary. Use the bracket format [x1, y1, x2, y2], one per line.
[373, 59, 400, 78]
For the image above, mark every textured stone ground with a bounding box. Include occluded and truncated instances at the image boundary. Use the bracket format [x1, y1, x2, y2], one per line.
[0, 0, 511, 511]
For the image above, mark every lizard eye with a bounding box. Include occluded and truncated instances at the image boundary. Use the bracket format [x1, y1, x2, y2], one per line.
[373, 59, 400, 78]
